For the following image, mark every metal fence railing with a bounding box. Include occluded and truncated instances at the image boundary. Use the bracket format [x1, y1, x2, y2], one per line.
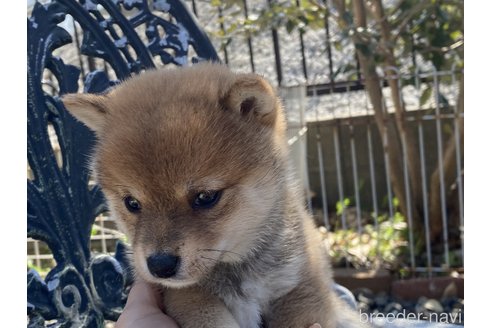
[284, 67, 464, 276]
[27, 215, 126, 276]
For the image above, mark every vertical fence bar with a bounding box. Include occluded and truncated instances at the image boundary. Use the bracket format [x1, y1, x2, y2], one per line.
[298, 31, 308, 81]
[333, 121, 349, 268]
[267, 0, 283, 86]
[46, 72, 57, 96]
[304, 140, 314, 215]
[317, 134, 330, 230]
[451, 66, 464, 266]
[378, 78, 394, 219]
[283, 85, 311, 216]
[355, 55, 362, 85]
[382, 132, 394, 219]
[323, 0, 335, 86]
[313, 88, 329, 227]
[87, 56, 96, 72]
[298, 85, 312, 214]
[349, 124, 363, 257]
[401, 129, 416, 270]
[190, 0, 199, 17]
[103, 61, 109, 76]
[217, 5, 229, 65]
[333, 123, 347, 230]
[388, 67, 416, 271]
[350, 131, 363, 266]
[367, 125, 380, 257]
[242, 0, 255, 72]
[416, 70, 433, 276]
[34, 240, 41, 269]
[433, 67, 450, 269]
[346, 92, 362, 236]
[100, 216, 107, 253]
[72, 18, 86, 81]
[419, 125, 433, 276]
[295, 0, 308, 80]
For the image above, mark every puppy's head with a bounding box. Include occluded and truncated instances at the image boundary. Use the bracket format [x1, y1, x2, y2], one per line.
[63, 63, 288, 288]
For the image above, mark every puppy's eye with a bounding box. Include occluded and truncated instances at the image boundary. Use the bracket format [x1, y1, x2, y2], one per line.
[124, 196, 141, 213]
[192, 190, 222, 209]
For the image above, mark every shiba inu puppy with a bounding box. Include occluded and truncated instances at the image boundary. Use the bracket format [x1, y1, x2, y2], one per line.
[62, 63, 364, 328]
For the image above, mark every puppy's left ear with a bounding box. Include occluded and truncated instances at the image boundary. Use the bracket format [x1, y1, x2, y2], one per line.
[222, 74, 279, 126]
[61, 93, 110, 134]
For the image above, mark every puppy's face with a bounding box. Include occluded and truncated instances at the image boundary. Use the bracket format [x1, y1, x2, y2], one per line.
[63, 64, 288, 288]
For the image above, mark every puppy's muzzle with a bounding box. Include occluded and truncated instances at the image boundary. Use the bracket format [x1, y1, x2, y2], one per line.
[146, 253, 180, 278]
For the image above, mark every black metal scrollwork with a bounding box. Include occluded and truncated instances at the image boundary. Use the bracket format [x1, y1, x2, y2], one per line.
[27, 1, 218, 326]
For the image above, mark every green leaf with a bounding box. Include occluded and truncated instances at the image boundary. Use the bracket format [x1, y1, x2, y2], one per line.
[420, 85, 433, 107]
[450, 30, 462, 41]
[336, 201, 344, 216]
[286, 19, 297, 33]
[333, 41, 343, 52]
[211, 0, 222, 7]
[392, 197, 400, 210]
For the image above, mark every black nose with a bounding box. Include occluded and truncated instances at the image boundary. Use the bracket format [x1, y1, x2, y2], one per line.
[146, 253, 180, 278]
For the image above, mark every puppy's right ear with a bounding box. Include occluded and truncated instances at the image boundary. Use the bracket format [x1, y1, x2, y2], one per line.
[62, 93, 109, 134]
[221, 73, 279, 126]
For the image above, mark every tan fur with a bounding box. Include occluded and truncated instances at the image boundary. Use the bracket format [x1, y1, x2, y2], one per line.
[62, 63, 365, 328]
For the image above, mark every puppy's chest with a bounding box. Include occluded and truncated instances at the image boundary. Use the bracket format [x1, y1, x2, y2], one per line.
[209, 267, 300, 328]
[221, 278, 272, 328]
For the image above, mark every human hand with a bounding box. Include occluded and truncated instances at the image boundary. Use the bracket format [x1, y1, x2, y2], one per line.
[115, 280, 179, 328]
[115, 280, 322, 328]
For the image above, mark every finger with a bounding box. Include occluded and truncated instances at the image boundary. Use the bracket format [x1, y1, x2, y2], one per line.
[116, 283, 166, 328]
[119, 281, 164, 320]
[309, 324, 322, 328]
[128, 312, 179, 328]
[116, 311, 179, 328]
[125, 280, 161, 308]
